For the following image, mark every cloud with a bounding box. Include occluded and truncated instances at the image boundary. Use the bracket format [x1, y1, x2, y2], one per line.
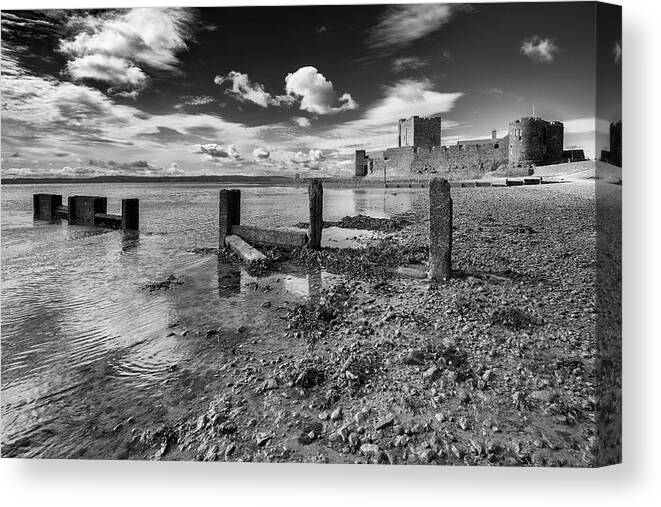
[562, 117, 610, 135]
[290, 149, 325, 169]
[214, 71, 290, 108]
[214, 66, 356, 115]
[482, 88, 505, 95]
[284, 66, 357, 114]
[359, 79, 462, 126]
[252, 147, 270, 159]
[391, 56, 429, 72]
[59, 8, 197, 94]
[176, 95, 217, 108]
[614, 41, 622, 64]
[366, 4, 461, 54]
[293, 117, 311, 127]
[190, 143, 242, 160]
[65, 54, 149, 90]
[520, 36, 558, 63]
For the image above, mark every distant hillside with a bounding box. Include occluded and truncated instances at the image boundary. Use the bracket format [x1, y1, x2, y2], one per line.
[1, 174, 312, 185]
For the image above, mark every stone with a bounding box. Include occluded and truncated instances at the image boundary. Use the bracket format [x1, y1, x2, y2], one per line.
[255, 433, 271, 447]
[330, 408, 343, 422]
[196, 415, 208, 431]
[359, 443, 380, 457]
[354, 409, 370, 425]
[428, 178, 452, 281]
[401, 350, 425, 366]
[419, 448, 437, 463]
[423, 366, 442, 382]
[375, 414, 395, 430]
[530, 390, 554, 403]
[348, 432, 361, 448]
[394, 435, 409, 448]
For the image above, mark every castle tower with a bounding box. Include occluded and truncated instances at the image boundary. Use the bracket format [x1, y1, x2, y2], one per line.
[508, 117, 564, 166]
[355, 150, 368, 177]
[397, 116, 442, 148]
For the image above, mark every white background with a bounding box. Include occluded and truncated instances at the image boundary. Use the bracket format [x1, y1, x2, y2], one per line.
[1, 0, 659, 505]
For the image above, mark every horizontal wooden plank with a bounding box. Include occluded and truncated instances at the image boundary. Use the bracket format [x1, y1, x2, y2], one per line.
[225, 235, 267, 265]
[231, 224, 308, 248]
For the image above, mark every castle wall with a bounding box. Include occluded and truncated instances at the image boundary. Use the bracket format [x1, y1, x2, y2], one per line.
[355, 150, 367, 177]
[362, 138, 509, 180]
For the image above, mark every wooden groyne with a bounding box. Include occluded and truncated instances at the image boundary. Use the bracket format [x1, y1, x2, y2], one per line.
[219, 180, 323, 267]
[33, 194, 139, 230]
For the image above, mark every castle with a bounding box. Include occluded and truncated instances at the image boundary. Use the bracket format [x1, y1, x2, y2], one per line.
[355, 115, 585, 180]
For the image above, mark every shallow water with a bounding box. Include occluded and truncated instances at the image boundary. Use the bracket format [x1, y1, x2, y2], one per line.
[1, 182, 425, 457]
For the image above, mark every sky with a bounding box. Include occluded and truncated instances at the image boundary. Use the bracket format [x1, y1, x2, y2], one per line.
[1, 2, 622, 179]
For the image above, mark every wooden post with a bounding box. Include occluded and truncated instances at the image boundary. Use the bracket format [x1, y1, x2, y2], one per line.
[33, 194, 61, 221]
[67, 196, 76, 224]
[219, 189, 241, 249]
[308, 179, 323, 250]
[429, 178, 452, 281]
[230, 189, 241, 226]
[121, 199, 139, 230]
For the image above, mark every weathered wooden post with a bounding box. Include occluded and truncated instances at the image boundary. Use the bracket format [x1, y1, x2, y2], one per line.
[33, 194, 62, 221]
[67, 196, 76, 224]
[308, 179, 323, 250]
[219, 189, 241, 248]
[429, 177, 452, 281]
[121, 199, 139, 230]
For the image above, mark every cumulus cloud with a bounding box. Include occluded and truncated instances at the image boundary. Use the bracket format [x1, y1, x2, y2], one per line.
[614, 41, 622, 64]
[290, 149, 325, 169]
[360, 79, 462, 126]
[214, 66, 356, 115]
[366, 4, 461, 53]
[252, 147, 270, 159]
[284, 66, 357, 115]
[214, 71, 290, 108]
[520, 36, 558, 63]
[190, 143, 242, 160]
[293, 117, 311, 127]
[391, 56, 428, 72]
[65, 54, 149, 90]
[59, 8, 197, 94]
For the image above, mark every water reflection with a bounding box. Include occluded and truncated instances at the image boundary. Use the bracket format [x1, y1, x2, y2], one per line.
[121, 230, 140, 252]
[217, 261, 241, 298]
[215, 260, 329, 303]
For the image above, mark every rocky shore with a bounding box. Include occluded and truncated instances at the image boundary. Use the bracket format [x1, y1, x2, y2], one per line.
[129, 180, 619, 466]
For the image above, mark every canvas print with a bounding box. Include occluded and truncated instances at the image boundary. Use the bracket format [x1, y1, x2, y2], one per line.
[1, 2, 621, 466]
